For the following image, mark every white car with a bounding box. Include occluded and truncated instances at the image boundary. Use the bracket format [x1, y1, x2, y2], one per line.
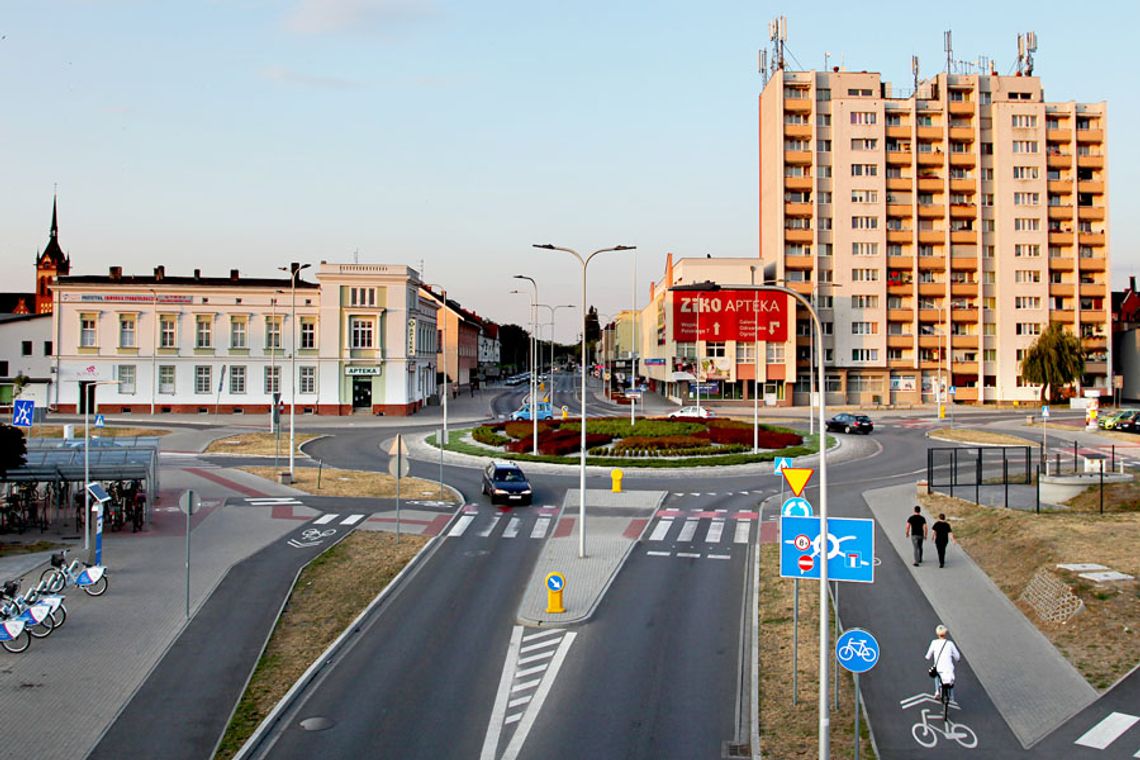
[668, 406, 715, 419]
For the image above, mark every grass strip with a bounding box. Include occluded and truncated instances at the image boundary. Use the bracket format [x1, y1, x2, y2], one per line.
[239, 465, 458, 502]
[205, 432, 319, 456]
[215, 531, 428, 759]
[927, 427, 1033, 446]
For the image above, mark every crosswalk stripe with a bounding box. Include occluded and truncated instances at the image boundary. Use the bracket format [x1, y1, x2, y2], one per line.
[734, 522, 751, 544]
[448, 515, 475, 537]
[504, 713, 523, 725]
[503, 516, 521, 539]
[507, 696, 531, 708]
[478, 514, 501, 537]
[530, 517, 550, 539]
[341, 514, 365, 526]
[522, 628, 562, 642]
[511, 678, 542, 692]
[677, 519, 698, 542]
[246, 497, 301, 505]
[520, 638, 559, 654]
[647, 550, 671, 557]
[1074, 712, 1140, 749]
[649, 519, 673, 542]
[518, 650, 556, 665]
[313, 514, 337, 525]
[706, 520, 725, 543]
[677, 552, 701, 558]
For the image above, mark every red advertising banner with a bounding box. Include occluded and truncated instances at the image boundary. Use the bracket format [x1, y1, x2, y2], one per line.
[671, 290, 789, 342]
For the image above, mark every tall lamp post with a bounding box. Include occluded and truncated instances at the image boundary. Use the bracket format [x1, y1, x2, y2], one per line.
[537, 303, 575, 393]
[425, 284, 449, 444]
[277, 262, 311, 480]
[513, 275, 540, 455]
[534, 243, 635, 558]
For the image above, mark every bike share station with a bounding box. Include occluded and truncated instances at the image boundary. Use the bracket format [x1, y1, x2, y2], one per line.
[777, 460, 877, 758]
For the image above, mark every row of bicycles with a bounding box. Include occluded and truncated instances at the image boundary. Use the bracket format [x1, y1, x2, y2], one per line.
[0, 480, 147, 536]
[0, 549, 109, 654]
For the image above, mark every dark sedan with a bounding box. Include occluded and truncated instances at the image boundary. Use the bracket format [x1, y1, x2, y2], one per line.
[825, 413, 874, 434]
[481, 462, 534, 505]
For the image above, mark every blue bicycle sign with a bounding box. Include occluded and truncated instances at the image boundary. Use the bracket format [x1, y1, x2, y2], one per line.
[835, 627, 880, 674]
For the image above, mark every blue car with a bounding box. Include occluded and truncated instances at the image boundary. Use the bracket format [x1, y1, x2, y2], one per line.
[510, 402, 554, 421]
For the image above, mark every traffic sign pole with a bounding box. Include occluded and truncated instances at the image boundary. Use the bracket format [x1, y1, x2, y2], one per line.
[793, 577, 799, 705]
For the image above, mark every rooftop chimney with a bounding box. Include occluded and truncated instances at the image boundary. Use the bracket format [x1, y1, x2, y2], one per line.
[109, 266, 122, 280]
[154, 265, 165, 281]
[193, 269, 201, 280]
[230, 269, 240, 282]
[1131, 276, 1137, 293]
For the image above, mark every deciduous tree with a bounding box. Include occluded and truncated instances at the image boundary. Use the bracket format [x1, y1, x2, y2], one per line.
[1019, 322, 1085, 402]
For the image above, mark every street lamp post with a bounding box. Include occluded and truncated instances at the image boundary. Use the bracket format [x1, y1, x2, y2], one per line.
[425, 284, 449, 444]
[534, 243, 634, 558]
[278, 263, 312, 480]
[513, 275, 540, 455]
[750, 268, 760, 452]
[537, 303, 575, 406]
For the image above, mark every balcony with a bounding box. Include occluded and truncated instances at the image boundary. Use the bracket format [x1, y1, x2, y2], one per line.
[784, 123, 812, 139]
[888, 358, 914, 370]
[948, 101, 974, 116]
[1080, 283, 1106, 297]
[1079, 232, 1106, 247]
[1084, 361, 1108, 375]
[784, 228, 813, 243]
[1081, 335, 1107, 350]
[1076, 128, 1105, 143]
[949, 230, 977, 244]
[1048, 257, 1074, 271]
[949, 203, 976, 219]
[950, 282, 978, 297]
[1079, 255, 1107, 272]
[918, 229, 945, 245]
[1080, 309, 1106, 323]
[916, 126, 942, 141]
[917, 334, 942, 349]
[917, 256, 946, 272]
[886, 126, 911, 139]
[1046, 128, 1072, 143]
[796, 334, 812, 347]
[952, 308, 978, 323]
[917, 176, 943, 192]
[1077, 180, 1104, 194]
[887, 335, 913, 349]
[950, 385, 978, 402]
[887, 203, 912, 218]
[887, 282, 913, 296]
[784, 98, 812, 113]
[887, 255, 914, 270]
[887, 229, 913, 244]
[1078, 206, 1106, 222]
[948, 127, 974, 141]
[785, 202, 813, 217]
[1051, 310, 1074, 323]
[949, 179, 976, 194]
[1047, 153, 1071, 169]
[1077, 154, 1105, 170]
[918, 204, 945, 219]
[918, 308, 943, 323]
[886, 177, 911, 192]
[949, 153, 976, 167]
[918, 282, 946, 297]
[785, 176, 812, 192]
[951, 335, 979, 350]
[784, 254, 814, 269]
[785, 150, 813, 165]
[788, 281, 813, 296]
[1047, 180, 1072, 195]
[1049, 283, 1074, 297]
[1049, 231, 1074, 246]
[917, 151, 944, 167]
[949, 256, 977, 270]
[887, 150, 913, 166]
[888, 308, 914, 322]
[1048, 205, 1073, 221]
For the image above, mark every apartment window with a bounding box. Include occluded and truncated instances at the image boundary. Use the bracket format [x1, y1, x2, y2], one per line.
[1015, 296, 1041, 310]
[851, 138, 878, 151]
[816, 113, 832, 127]
[1014, 192, 1040, 206]
[1015, 270, 1041, 283]
[159, 316, 176, 348]
[229, 317, 247, 349]
[265, 316, 282, 349]
[785, 166, 808, 177]
[851, 242, 879, 256]
[887, 348, 904, 360]
[299, 366, 316, 394]
[818, 217, 833, 230]
[817, 140, 832, 153]
[850, 111, 877, 125]
[785, 244, 810, 256]
[822, 322, 834, 335]
[785, 114, 809, 125]
[785, 139, 810, 151]
[851, 216, 878, 230]
[736, 343, 756, 363]
[1015, 323, 1042, 336]
[229, 365, 246, 394]
[43, 341, 52, 356]
[195, 316, 212, 348]
[158, 365, 175, 394]
[983, 297, 996, 311]
[705, 342, 726, 358]
[818, 268, 834, 283]
[851, 322, 879, 335]
[949, 90, 969, 102]
[851, 349, 879, 362]
[350, 317, 374, 349]
[887, 244, 903, 256]
[349, 287, 376, 307]
[818, 191, 832, 204]
[1012, 140, 1038, 154]
[985, 245, 996, 259]
[851, 269, 879, 282]
[847, 88, 873, 97]
[786, 217, 812, 230]
[765, 343, 786, 363]
[818, 243, 833, 257]
[851, 190, 878, 204]
[80, 315, 97, 347]
[118, 315, 137, 348]
[980, 92, 992, 104]
[919, 245, 936, 258]
[194, 366, 212, 394]
[300, 319, 316, 350]
[983, 349, 997, 363]
[983, 323, 996, 336]
[116, 365, 136, 394]
[818, 166, 832, 178]
[1011, 114, 1038, 128]
[851, 295, 879, 308]
[1015, 244, 1041, 257]
[982, 271, 996, 284]
[817, 295, 834, 309]
[1013, 166, 1039, 180]
[816, 89, 831, 101]
[851, 164, 878, 177]
[1014, 218, 1041, 232]
[264, 365, 281, 395]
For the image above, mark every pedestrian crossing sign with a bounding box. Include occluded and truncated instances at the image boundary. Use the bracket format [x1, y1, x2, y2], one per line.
[94, 414, 106, 428]
[774, 456, 794, 475]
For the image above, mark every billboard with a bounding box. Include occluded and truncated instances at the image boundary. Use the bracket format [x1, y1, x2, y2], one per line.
[672, 290, 789, 342]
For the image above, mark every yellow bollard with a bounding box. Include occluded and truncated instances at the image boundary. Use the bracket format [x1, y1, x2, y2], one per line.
[561, 405, 569, 420]
[938, 404, 945, 420]
[545, 572, 566, 614]
[611, 468, 623, 493]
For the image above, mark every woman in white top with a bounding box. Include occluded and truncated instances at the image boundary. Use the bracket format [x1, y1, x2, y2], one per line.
[925, 624, 961, 700]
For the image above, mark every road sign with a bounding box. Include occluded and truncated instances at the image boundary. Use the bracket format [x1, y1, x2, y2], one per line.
[781, 467, 814, 497]
[774, 456, 794, 475]
[388, 434, 410, 478]
[11, 399, 34, 428]
[836, 627, 880, 674]
[779, 515, 876, 583]
[1041, 405, 1050, 418]
[94, 414, 106, 428]
[546, 572, 565, 592]
[782, 497, 813, 517]
[948, 386, 956, 396]
[179, 490, 199, 515]
[798, 555, 814, 572]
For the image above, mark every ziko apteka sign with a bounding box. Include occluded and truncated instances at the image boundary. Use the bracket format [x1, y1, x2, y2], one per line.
[671, 289, 789, 342]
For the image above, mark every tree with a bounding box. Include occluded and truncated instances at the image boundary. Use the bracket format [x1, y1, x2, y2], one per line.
[1019, 322, 1085, 402]
[584, 306, 601, 364]
[0, 424, 27, 480]
[498, 323, 531, 375]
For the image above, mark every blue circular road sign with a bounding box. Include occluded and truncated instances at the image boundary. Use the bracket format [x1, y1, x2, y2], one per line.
[546, 573, 565, 592]
[781, 497, 813, 517]
[835, 627, 880, 674]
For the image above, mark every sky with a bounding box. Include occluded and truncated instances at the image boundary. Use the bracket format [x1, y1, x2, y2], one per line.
[3, 1, 1137, 341]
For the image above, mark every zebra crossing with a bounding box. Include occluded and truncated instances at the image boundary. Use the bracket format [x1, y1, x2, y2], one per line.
[448, 506, 560, 540]
[643, 508, 756, 561]
[241, 497, 367, 528]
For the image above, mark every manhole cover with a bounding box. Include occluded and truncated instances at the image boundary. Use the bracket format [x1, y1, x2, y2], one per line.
[299, 716, 336, 732]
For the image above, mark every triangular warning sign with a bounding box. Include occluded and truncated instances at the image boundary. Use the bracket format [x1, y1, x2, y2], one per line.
[781, 467, 814, 497]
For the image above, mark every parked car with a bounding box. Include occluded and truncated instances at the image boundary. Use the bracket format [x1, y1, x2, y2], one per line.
[1098, 409, 1139, 430]
[1113, 416, 1140, 434]
[826, 413, 874, 434]
[668, 406, 715, 419]
[481, 462, 533, 505]
[510, 402, 554, 421]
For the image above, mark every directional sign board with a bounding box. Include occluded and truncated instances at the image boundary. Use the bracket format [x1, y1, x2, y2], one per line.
[774, 456, 794, 475]
[671, 289, 789, 342]
[779, 515, 875, 583]
[94, 414, 106, 428]
[781, 467, 814, 497]
[836, 627, 880, 674]
[781, 497, 813, 517]
[12, 399, 34, 428]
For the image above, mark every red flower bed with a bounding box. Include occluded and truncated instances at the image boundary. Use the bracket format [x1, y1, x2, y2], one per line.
[704, 419, 802, 448]
[503, 420, 556, 439]
[614, 434, 710, 451]
[506, 428, 613, 456]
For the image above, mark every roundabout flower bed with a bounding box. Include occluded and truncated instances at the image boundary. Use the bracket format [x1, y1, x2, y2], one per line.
[453, 416, 819, 468]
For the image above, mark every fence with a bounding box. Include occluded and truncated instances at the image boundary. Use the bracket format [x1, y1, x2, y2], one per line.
[926, 445, 1035, 510]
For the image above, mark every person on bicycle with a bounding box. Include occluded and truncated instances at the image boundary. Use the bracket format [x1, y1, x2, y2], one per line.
[925, 624, 961, 701]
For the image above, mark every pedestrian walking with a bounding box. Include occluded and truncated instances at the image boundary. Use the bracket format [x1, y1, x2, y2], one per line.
[906, 505, 928, 566]
[931, 513, 955, 568]
[925, 624, 961, 702]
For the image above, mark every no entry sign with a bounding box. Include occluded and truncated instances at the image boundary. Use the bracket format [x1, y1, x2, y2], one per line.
[798, 555, 814, 572]
[671, 289, 789, 342]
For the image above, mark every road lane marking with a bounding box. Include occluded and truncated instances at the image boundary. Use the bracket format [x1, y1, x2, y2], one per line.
[521, 629, 561, 642]
[478, 514, 501, 537]
[501, 632, 576, 760]
[341, 514, 365, 525]
[520, 638, 560, 654]
[504, 713, 522, 725]
[708, 554, 731, 560]
[734, 522, 751, 544]
[448, 515, 475, 537]
[503, 516, 521, 538]
[647, 551, 671, 557]
[677, 519, 698, 542]
[530, 517, 550, 539]
[518, 651, 556, 665]
[313, 513, 337, 525]
[515, 664, 548, 678]
[508, 696, 532, 708]
[1074, 712, 1140, 749]
[677, 552, 701, 558]
[510, 678, 542, 692]
[480, 627, 522, 760]
[649, 519, 673, 542]
[706, 520, 725, 543]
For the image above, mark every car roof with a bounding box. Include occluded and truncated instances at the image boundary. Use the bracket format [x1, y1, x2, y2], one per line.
[490, 461, 523, 471]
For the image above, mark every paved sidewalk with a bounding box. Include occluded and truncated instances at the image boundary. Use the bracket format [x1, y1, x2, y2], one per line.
[865, 483, 1097, 747]
[517, 488, 666, 625]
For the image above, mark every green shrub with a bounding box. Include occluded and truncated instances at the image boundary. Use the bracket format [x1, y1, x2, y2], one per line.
[472, 426, 510, 446]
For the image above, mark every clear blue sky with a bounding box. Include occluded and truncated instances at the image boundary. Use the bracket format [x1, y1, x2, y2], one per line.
[3, 1, 1136, 340]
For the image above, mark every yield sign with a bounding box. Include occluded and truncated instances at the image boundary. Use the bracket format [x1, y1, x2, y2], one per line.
[781, 467, 814, 497]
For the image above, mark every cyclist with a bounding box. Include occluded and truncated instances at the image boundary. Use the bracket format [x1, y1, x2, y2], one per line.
[925, 624, 961, 712]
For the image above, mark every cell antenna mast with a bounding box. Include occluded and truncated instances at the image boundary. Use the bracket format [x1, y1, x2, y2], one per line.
[769, 16, 787, 70]
[1025, 31, 1037, 76]
[758, 49, 768, 85]
[944, 30, 953, 73]
[353, 248, 359, 264]
[912, 55, 920, 91]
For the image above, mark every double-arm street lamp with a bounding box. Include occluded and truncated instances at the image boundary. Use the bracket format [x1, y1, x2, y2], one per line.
[513, 275, 540, 455]
[537, 303, 575, 391]
[277, 263, 312, 480]
[534, 243, 635, 558]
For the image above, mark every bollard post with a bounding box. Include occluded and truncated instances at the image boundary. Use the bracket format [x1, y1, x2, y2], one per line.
[611, 468, 623, 493]
[545, 572, 566, 614]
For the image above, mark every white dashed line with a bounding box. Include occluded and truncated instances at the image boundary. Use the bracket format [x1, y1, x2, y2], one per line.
[647, 550, 671, 557]
[708, 554, 731, 560]
[677, 552, 701, 558]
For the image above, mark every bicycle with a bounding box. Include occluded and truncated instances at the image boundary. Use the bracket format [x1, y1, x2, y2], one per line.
[39, 550, 109, 597]
[910, 707, 977, 749]
[934, 674, 954, 723]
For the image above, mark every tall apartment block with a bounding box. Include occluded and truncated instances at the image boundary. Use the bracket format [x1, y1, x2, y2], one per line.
[759, 67, 1110, 405]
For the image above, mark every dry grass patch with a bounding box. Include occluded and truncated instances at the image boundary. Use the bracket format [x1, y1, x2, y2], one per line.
[28, 425, 170, 438]
[240, 465, 458, 503]
[919, 490, 1139, 690]
[215, 531, 428, 759]
[759, 545, 876, 759]
[928, 427, 1033, 446]
[205, 432, 319, 456]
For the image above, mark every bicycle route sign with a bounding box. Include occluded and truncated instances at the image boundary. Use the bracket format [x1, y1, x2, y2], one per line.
[835, 627, 880, 674]
[779, 515, 875, 583]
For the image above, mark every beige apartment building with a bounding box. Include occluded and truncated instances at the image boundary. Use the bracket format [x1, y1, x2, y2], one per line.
[759, 67, 1111, 405]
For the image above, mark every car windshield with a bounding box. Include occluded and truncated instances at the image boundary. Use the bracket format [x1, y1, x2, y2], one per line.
[497, 470, 525, 482]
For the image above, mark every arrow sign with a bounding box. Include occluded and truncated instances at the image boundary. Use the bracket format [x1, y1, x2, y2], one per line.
[781, 467, 814, 497]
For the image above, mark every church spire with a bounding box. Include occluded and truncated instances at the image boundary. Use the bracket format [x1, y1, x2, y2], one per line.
[51, 194, 58, 239]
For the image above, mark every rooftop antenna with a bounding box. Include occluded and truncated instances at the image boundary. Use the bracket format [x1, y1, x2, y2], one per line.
[1025, 31, 1037, 76]
[769, 15, 787, 71]
[912, 54, 920, 91]
[758, 49, 768, 86]
[944, 30, 953, 74]
[824, 51, 831, 70]
[353, 247, 359, 264]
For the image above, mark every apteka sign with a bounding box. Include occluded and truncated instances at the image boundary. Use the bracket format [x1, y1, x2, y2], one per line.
[671, 290, 789, 342]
